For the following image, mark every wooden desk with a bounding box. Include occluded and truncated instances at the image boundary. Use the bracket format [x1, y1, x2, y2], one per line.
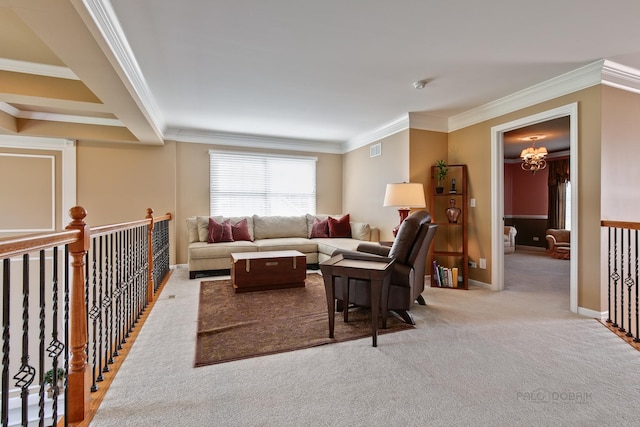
[319, 254, 395, 347]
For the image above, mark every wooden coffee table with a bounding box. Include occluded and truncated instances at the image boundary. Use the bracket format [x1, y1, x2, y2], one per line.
[230, 250, 307, 293]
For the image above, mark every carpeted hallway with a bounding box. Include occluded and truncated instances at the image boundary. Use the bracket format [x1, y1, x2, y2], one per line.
[88, 249, 639, 427]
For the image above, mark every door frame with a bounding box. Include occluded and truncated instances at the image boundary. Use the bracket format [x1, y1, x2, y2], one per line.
[490, 102, 578, 313]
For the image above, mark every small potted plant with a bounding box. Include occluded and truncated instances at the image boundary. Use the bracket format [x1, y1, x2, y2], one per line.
[435, 160, 448, 194]
[44, 367, 65, 399]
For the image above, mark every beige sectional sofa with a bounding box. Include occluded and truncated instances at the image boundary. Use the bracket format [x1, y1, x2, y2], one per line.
[187, 214, 380, 279]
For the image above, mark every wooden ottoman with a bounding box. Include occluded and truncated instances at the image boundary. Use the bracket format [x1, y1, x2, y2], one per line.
[230, 250, 306, 293]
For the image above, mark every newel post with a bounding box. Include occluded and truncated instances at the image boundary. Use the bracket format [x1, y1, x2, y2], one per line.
[146, 208, 155, 304]
[65, 206, 91, 423]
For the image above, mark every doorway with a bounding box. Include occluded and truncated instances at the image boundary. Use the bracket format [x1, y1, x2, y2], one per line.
[491, 103, 578, 313]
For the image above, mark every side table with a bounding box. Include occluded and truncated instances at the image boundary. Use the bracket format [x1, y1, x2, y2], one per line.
[319, 253, 395, 347]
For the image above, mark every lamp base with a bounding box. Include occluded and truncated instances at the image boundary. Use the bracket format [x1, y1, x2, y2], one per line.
[393, 208, 410, 237]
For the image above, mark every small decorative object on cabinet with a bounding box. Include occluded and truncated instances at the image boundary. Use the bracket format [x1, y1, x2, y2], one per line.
[429, 164, 468, 289]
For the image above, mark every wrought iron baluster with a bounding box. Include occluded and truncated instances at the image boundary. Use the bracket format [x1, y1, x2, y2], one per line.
[2, 258, 10, 427]
[104, 234, 113, 370]
[636, 230, 640, 343]
[89, 241, 99, 392]
[38, 250, 46, 424]
[624, 229, 634, 336]
[14, 254, 35, 426]
[97, 236, 104, 383]
[612, 228, 620, 327]
[48, 247, 64, 425]
[619, 229, 627, 333]
[607, 227, 613, 323]
[64, 246, 70, 427]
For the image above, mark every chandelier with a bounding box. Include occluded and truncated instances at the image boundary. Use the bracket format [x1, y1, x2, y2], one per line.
[520, 135, 548, 174]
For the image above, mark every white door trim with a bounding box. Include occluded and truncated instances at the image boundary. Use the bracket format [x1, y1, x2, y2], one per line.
[490, 102, 578, 313]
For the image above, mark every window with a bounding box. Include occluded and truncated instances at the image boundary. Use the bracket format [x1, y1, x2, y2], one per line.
[209, 150, 317, 216]
[565, 181, 571, 231]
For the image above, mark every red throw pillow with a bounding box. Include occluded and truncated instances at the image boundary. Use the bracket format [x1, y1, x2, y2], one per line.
[328, 214, 351, 238]
[310, 217, 329, 238]
[208, 218, 234, 243]
[231, 218, 252, 241]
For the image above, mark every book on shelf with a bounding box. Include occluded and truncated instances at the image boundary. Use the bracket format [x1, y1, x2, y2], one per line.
[432, 262, 460, 288]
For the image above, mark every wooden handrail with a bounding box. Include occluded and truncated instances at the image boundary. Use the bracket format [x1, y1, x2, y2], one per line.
[601, 220, 640, 230]
[0, 230, 80, 259]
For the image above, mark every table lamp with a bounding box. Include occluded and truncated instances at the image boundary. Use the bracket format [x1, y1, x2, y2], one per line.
[383, 182, 426, 236]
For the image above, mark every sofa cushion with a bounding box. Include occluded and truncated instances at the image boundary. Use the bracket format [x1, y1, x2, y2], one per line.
[208, 218, 233, 243]
[189, 241, 257, 260]
[310, 217, 329, 238]
[350, 222, 371, 241]
[230, 218, 253, 241]
[253, 237, 318, 253]
[328, 214, 351, 238]
[186, 217, 200, 244]
[253, 215, 308, 239]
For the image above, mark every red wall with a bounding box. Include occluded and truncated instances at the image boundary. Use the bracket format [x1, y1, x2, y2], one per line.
[504, 163, 548, 215]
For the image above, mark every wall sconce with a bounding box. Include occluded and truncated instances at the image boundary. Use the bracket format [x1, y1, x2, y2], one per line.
[383, 182, 426, 236]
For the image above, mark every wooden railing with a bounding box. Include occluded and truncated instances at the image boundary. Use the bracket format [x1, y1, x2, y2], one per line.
[0, 207, 172, 427]
[601, 220, 640, 348]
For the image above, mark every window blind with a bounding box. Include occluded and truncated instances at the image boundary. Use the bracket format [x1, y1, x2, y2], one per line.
[209, 150, 317, 216]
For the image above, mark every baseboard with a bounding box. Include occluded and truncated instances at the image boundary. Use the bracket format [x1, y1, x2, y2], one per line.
[470, 278, 493, 290]
[578, 307, 607, 320]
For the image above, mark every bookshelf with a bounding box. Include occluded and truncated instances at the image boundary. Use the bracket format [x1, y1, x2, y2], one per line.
[429, 164, 468, 289]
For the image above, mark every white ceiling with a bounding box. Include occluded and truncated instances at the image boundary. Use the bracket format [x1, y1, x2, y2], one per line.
[104, 0, 640, 150]
[3, 1, 640, 153]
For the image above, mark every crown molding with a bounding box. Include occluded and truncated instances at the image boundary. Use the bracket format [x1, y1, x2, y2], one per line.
[0, 101, 123, 127]
[448, 60, 605, 132]
[81, 0, 165, 133]
[165, 128, 344, 154]
[343, 114, 410, 153]
[0, 58, 79, 80]
[601, 60, 640, 95]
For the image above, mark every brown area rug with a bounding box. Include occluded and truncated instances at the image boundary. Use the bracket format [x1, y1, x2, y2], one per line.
[195, 273, 413, 366]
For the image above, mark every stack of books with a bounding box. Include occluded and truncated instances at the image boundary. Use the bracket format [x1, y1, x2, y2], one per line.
[432, 261, 459, 288]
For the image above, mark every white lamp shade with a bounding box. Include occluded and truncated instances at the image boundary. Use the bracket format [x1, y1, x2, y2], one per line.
[383, 183, 426, 208]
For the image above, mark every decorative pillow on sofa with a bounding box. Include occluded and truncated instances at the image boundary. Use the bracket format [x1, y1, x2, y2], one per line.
[208, 218, 234, 243]
[230, 218, 253, 241]
[310, 217, 329, 238]
[328, 214, 352, 238]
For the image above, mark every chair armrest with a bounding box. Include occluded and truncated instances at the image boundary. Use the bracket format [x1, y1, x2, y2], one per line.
[356, 242, 391, 257]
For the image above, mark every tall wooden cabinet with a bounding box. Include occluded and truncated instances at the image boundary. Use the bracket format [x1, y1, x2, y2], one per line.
[429, 164, 468, 289]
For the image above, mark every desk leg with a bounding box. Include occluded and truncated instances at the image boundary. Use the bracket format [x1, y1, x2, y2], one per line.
[342, 277, 349, 322]
[324, 274, 335, 339]
[381, 275, 391, 329]
[370, 278, 381, 347]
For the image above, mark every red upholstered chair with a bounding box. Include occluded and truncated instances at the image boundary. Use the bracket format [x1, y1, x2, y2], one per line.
[333, 210, 437, 324]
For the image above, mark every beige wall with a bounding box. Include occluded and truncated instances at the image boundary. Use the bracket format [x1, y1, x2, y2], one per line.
[343, 130, 410, 242]
[76, 140, 177, 262]
[409, 129, 448, 211]
[449, 85, 603, 311]
[601, 86, 640, 221]
[174, 142, 343, 264]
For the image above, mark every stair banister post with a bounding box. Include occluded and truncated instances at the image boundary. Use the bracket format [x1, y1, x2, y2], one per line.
[65, 206, 91, 423]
